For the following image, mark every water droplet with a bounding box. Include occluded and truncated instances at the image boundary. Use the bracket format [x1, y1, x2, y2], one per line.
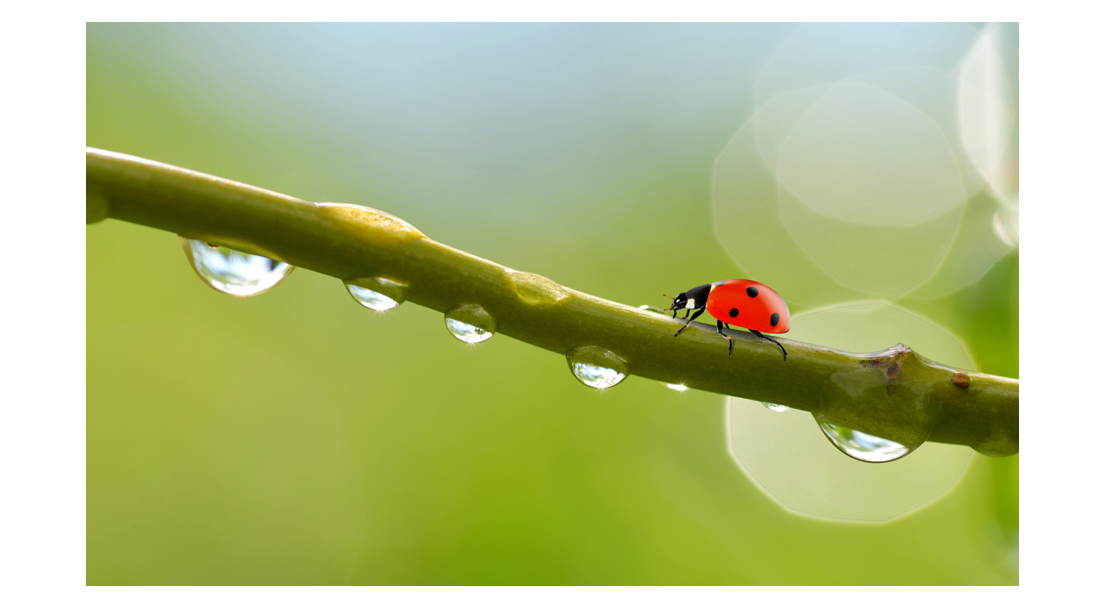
[762, 402, 788, 412]
[347, 286, 398, 311]
[344, 277, 407, 312]
[566, 346, 629, 389]
[445, 320, 492, 343]
[444, 304, 496, 344]
[665, 383, 689, 392]
[572, 364, 627, 389]
[816, 421, 913, 463]
[503, 269, 569, 305]
[180, 238, 294, 297]
[315, 202, 426, 245]
[728, 395, 972, 522]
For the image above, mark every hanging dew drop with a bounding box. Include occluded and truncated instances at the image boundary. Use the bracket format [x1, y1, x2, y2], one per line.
[762, 402, 789, 412]
[665, 383, 689, 392]
[446, 320, 491, 343]
[572, 363, 626, 389]
[180, 237, 294, 297]
[816, 421, 914, 463]
[344, 277, 408, 312]
[347, 285, 399, 311]
[566, 346, 629, 389]
[444, 304, 496, 344]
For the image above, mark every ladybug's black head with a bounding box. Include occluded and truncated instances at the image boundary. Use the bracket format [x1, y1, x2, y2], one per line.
[667, 284, 712, 312]
[668, 292, 689, 311]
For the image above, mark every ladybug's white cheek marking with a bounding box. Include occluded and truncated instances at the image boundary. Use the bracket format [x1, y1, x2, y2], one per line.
[686, 298, 696, 309]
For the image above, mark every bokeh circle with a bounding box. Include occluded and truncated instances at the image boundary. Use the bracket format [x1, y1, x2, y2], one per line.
[727, 301, 975, 522]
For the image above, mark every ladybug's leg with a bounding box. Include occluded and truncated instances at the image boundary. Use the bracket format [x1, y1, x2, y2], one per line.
[750, 330, 788, 362]
[715, 321, 733, 356]
[674, 308, 706, 337]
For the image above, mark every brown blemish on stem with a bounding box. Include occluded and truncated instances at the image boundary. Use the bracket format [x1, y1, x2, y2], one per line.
[886, 362, 903, 379]
[952, 372, 971, 388]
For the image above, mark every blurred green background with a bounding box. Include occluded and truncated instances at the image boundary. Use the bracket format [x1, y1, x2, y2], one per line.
[87, 23, 1018, 584]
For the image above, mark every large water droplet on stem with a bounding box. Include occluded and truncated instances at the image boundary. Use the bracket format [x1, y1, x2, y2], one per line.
[344, 277, 407, 312]
[566, 346, 629, 389]
[816, 421, 913, 463]
[444, 304, 496, 344]
[180, 238, 294, 297]
[762, 402, 788, 412]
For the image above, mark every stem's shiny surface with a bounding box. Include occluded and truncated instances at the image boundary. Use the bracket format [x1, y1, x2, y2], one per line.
[87, 147, 1019, 457]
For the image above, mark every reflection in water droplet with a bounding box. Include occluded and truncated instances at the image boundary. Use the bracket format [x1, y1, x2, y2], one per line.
[817, 421, 912, 463]
[180, 238, 294, 297]
[567, 346, 629, 390]
[344, 277, 408, 312]
[346, 284, 400, 311]
[665, 383, 689, 392]
[444, 304, 496, 344]
[445, 319, 492, 343]
[762, 402, 788, 412]
[572, 364, 626, 389]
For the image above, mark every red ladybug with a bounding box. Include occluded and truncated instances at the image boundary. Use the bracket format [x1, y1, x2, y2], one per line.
[665, 279, 790, 361]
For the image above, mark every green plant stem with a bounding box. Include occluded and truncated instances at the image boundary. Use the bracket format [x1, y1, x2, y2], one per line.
[86, 148, 1019, 457]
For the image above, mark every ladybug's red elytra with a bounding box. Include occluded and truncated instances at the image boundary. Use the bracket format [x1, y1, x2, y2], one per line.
[665, 279, 790, 361]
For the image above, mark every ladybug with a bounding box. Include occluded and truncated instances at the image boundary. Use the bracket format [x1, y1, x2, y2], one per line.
[665, 279, 790, 361]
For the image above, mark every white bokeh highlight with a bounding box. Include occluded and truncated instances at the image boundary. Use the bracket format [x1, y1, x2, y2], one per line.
[728, 302, 975, 522]
[714, 23, 1018, 305]
[778, 84, 964, 226]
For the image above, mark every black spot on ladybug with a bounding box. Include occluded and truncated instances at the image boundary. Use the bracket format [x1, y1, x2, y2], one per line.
[728, 307, 739, 318]
[770, 312, 780, 327]
[747, 286, 759, 298]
